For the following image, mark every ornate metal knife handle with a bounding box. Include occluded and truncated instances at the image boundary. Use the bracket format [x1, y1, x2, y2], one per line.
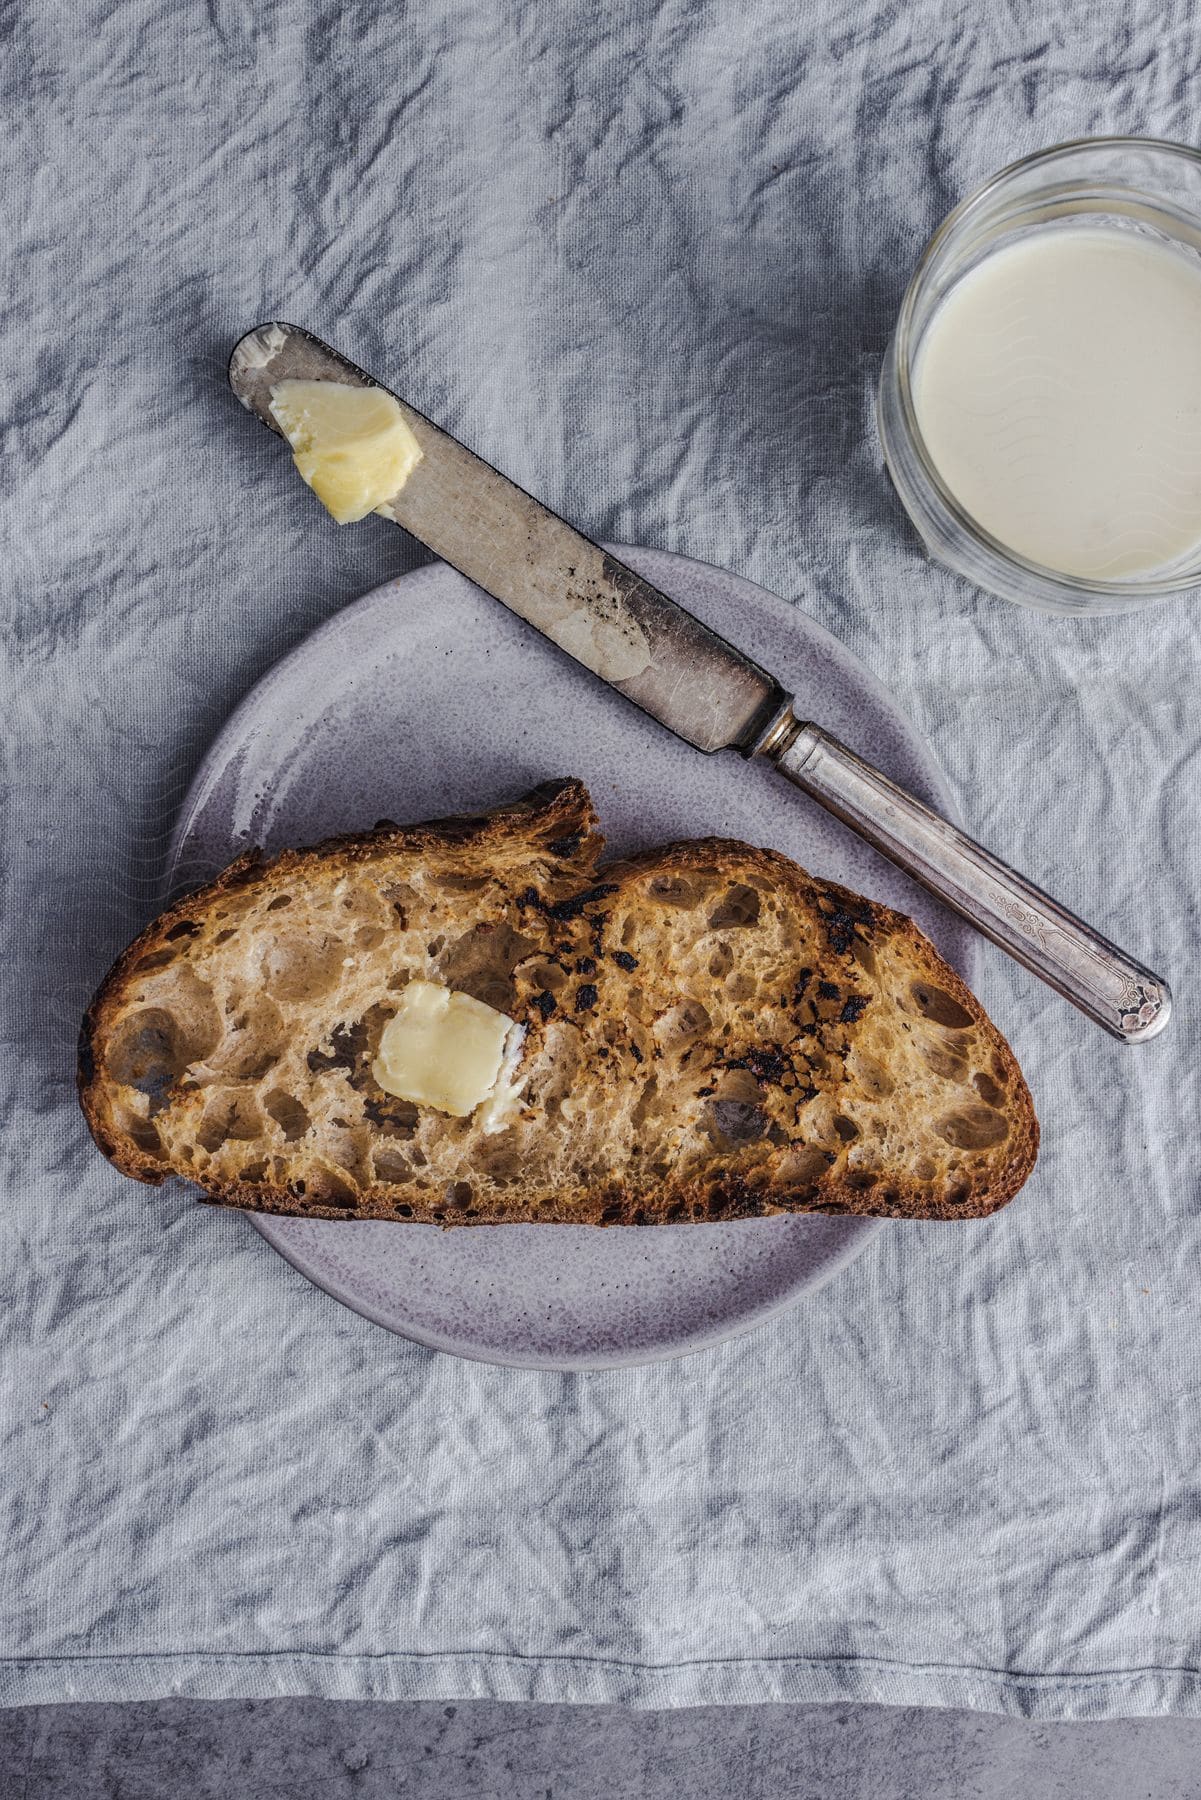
[762, 714, 1171, 1043]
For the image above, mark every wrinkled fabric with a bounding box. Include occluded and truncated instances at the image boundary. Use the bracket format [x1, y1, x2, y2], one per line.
[2, 0, 1200, 1718]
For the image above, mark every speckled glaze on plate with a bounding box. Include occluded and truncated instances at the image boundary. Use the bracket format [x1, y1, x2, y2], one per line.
[167, 546, 976, 1369]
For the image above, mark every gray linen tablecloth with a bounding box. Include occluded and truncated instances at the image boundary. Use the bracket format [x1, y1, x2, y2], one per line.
[3, 0, 1199, 1717]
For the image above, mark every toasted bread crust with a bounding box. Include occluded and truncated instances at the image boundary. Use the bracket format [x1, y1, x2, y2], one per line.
[79, 782, 1037, 1223]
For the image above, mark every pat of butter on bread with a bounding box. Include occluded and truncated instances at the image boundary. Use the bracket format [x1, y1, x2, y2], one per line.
[373, 980, 526, 1130]
[268, 379, 422, 523]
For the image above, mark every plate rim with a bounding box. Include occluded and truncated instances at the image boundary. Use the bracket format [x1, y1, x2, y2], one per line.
[166, 543, 972, 1369]
[250, 1209, 889, 1370]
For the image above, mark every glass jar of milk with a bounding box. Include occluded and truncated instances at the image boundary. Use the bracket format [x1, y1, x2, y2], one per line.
[878, 138, 1201, 615]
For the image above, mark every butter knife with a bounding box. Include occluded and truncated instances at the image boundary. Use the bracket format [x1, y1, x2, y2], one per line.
[228, 322, 1171, 1044]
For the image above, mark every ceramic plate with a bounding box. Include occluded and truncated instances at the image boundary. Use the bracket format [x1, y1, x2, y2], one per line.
[167, 546, 975, 1369]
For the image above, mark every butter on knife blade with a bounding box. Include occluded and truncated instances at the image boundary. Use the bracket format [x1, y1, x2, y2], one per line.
[230, 321, 773, 743]
[267, 373, 649, 682]
[268, 379, 423, 523]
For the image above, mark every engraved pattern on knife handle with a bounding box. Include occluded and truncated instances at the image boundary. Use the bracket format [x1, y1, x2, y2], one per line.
[770, 719, 1171, 1043]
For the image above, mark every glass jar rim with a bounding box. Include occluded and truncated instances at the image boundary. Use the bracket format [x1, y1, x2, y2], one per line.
[892, 134, 1201, 602]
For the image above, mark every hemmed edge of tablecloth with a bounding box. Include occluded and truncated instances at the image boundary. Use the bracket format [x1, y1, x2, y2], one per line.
[3, 1652, 1200, 1718]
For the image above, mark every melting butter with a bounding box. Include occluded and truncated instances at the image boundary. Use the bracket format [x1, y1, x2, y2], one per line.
[268, 380, 422, 524]
[372, 980, 525, 1126]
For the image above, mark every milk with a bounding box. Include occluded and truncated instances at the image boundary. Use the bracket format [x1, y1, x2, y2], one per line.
[911, 226, 1201, 580]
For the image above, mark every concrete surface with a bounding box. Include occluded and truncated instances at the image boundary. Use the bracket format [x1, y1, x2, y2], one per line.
[3, 1701, 1201, 1798]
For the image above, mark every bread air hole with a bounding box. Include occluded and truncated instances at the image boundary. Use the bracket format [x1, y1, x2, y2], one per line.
[847, 1049, 894, 1098]
[972, 1071, 1004, 1107]
[711, 1100, 767, 1143]
[778, 1146, 830, 1187]
[326, 1136, 370, 1186]
[920, 1039, 970, 1082]
[909, 980, 974, 1030]
[708, 942, 734, 979]
[937, 1106, 1009, 1151]
[113, 1105, 164, 1160]
[437, 872, 492, 895]
[522, 957, 569, 995]
[261, 933, 347, 1002]
[106, 1008, 182, 1107]
[438, 921, 537, 1011]
[106, 995, 218, 1112]
[305, 1167, 358, 1209]
[647, 873, 705, 908]
[211, 995, 286, 1079]
[373, 1149, 411, 1184]
[716, 1068, 761, 1105]
[475, 1142, 524, 1180]
[631, 1077, 660, 1130]
[196, 1091, 262, 1154]
[366, 1096, 419, 1138]
[706, 884, 761, 929]
[384, 882, 417, 928]
[131, 948, 178, 974]
[850, 937, 878, 978]
[263, 1090, 311, 1142]
[653, 999, 711, 1053]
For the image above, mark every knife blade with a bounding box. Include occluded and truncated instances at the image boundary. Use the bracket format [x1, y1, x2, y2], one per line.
[228, 322, 787, 757]
[227, 322, 1171, 1043]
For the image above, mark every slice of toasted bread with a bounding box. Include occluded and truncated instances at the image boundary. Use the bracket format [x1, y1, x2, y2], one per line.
[78, 780, 1038, 1223]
